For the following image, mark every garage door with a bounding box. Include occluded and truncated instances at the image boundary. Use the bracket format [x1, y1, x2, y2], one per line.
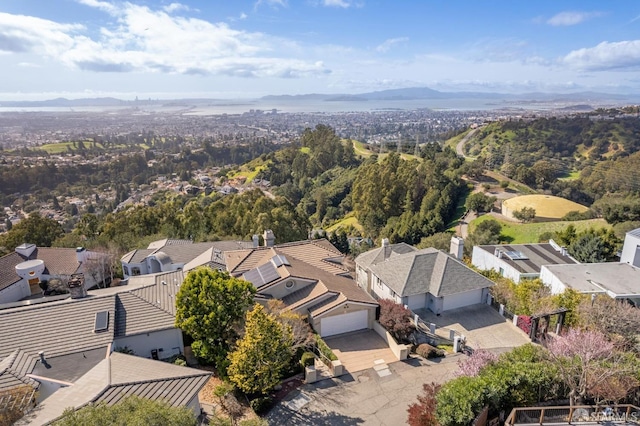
[320, 309, 368, 337]
[442, 289, 482, 311]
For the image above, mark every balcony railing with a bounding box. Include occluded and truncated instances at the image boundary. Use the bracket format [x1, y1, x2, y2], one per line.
[505, 405, 640, 425]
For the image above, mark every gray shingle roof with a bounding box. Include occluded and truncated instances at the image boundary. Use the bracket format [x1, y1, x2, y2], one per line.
[22, 352, 211, 425]
[369, 248, 494, 297]
[355, 242, 417, 271]
[626, 228, 640, 238]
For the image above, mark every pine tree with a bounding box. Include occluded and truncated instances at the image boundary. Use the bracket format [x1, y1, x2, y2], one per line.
[228, 304, 293, 395]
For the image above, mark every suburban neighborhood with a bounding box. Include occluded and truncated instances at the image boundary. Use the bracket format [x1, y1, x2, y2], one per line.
[2, 220, 640, 425]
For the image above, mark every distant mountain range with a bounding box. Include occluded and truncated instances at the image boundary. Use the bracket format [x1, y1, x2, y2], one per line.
[262, 87, 639, 102]
[1, 87, 638, 108]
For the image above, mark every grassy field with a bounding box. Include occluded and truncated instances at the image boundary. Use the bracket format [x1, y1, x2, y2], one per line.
[228, 163, 269, 183]
[348, 139, 421, 162]
[326, 214, 364, 233]
[38, 142, 78, 154]
[443, 129, 471, 151]
[469, 215, 610, 244]
[502, 194, 588, 220]
[558, 170, 581, 181]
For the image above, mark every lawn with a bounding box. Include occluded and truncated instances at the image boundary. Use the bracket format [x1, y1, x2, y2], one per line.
[502, 194, 588, 220]
[469, 215, 611, 244]
[326, 214, 364, 233]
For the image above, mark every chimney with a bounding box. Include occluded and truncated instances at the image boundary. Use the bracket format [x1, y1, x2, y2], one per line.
[67, 273, 87, 299]
[450, 236, 464, 260]
[252, 234, 260, 248]
[381, 238, 389, 247]
[263, 230, 275, 247]
[76, 247, 88, 263]
[15, 243, 37, 258]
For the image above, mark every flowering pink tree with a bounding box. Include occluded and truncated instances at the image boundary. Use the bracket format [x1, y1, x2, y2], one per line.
[546, 329, 637, 405]
[456, 349, 498, 377]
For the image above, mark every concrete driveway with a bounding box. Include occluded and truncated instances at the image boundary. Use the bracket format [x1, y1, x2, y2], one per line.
[325, 330, 397, 373]
[415, 304, 530, 352]
[267, 354, 462, 425]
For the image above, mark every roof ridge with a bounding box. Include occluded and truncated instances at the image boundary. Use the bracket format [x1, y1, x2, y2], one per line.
[429, 252, 449, 295]
[110, 373, 211, 388]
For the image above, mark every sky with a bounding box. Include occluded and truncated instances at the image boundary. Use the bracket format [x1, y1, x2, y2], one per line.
[1, 0, 640, 100]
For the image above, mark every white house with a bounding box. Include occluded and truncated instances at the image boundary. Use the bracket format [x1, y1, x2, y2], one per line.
[471, 240, 577, 283]
[0, 244, 108, 305]
[356, 239, 494, 314]
[620, 228, 640, 267]
[120, 238, 256, 279]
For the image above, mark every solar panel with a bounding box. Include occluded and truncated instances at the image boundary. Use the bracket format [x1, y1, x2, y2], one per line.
[242, 262, 281, 288]
[505, 251, 529, 260]
[94, 311, 109, 333]
[271, 254, 290, 267]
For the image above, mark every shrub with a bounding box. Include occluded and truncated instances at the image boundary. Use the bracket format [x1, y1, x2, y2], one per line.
[314, 335, 337, 361]
[250, 396, 273, 415]
[416, 344, 444, 359]
[300, 351, 315, 368]
[379, 299, 415, 343]
[500, 181, 509, 189]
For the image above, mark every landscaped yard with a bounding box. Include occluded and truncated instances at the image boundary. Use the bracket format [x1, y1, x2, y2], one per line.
[469, 215, 611, 244]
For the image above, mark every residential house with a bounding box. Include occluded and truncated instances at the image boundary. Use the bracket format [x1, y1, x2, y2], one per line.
[540, 228, 640, 304]
[120, 238, 253, 279]
[0, 269, 188, 412]
[225, 239, 378, 337]
[471, 240, 577, 283]
[620, 228, 640, 267]
[18, 352, 210, 425]
[540, 262, 640, 304]
[0, 244, 109, 305]
[356, 238, 494, 314]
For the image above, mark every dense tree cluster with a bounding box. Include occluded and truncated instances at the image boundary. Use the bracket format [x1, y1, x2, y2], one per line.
[352, 149, 464, 243]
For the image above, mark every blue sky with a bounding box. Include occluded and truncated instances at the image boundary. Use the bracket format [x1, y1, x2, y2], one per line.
[1, 0, 640, 100]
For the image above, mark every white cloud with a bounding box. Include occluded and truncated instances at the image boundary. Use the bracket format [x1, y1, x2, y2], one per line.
[376, 37, 408, 53]
[562, 40, 640, 71]
[75, 0, 119, 15]
[321, 0, 362, 8]
[547, 11, 603, 26]
[162, 3, 192, 13]
[0, 5, 329, 79]
[0, 12, 84, 55]
[240, 13, 248, 20]
[254, 0, 287, 10]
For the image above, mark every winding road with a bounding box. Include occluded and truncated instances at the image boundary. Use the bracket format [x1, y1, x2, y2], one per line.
[455, 128, 479, 159]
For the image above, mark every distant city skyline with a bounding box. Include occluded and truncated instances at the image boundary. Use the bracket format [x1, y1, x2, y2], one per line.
[1, 0, 640, 100]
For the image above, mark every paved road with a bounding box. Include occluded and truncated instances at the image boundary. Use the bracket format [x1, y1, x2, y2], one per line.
[267, 356, 462, 425]
[455, 128, 478, 159]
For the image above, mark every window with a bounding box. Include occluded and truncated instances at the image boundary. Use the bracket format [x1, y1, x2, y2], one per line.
[131, 267, 141, 276]
[285, 280, 294, 289]
[123, 266, 130, 276]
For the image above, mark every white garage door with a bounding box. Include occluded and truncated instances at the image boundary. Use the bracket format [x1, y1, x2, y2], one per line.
[442, 289, 483, 311]
[320, 309, 368, 337]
